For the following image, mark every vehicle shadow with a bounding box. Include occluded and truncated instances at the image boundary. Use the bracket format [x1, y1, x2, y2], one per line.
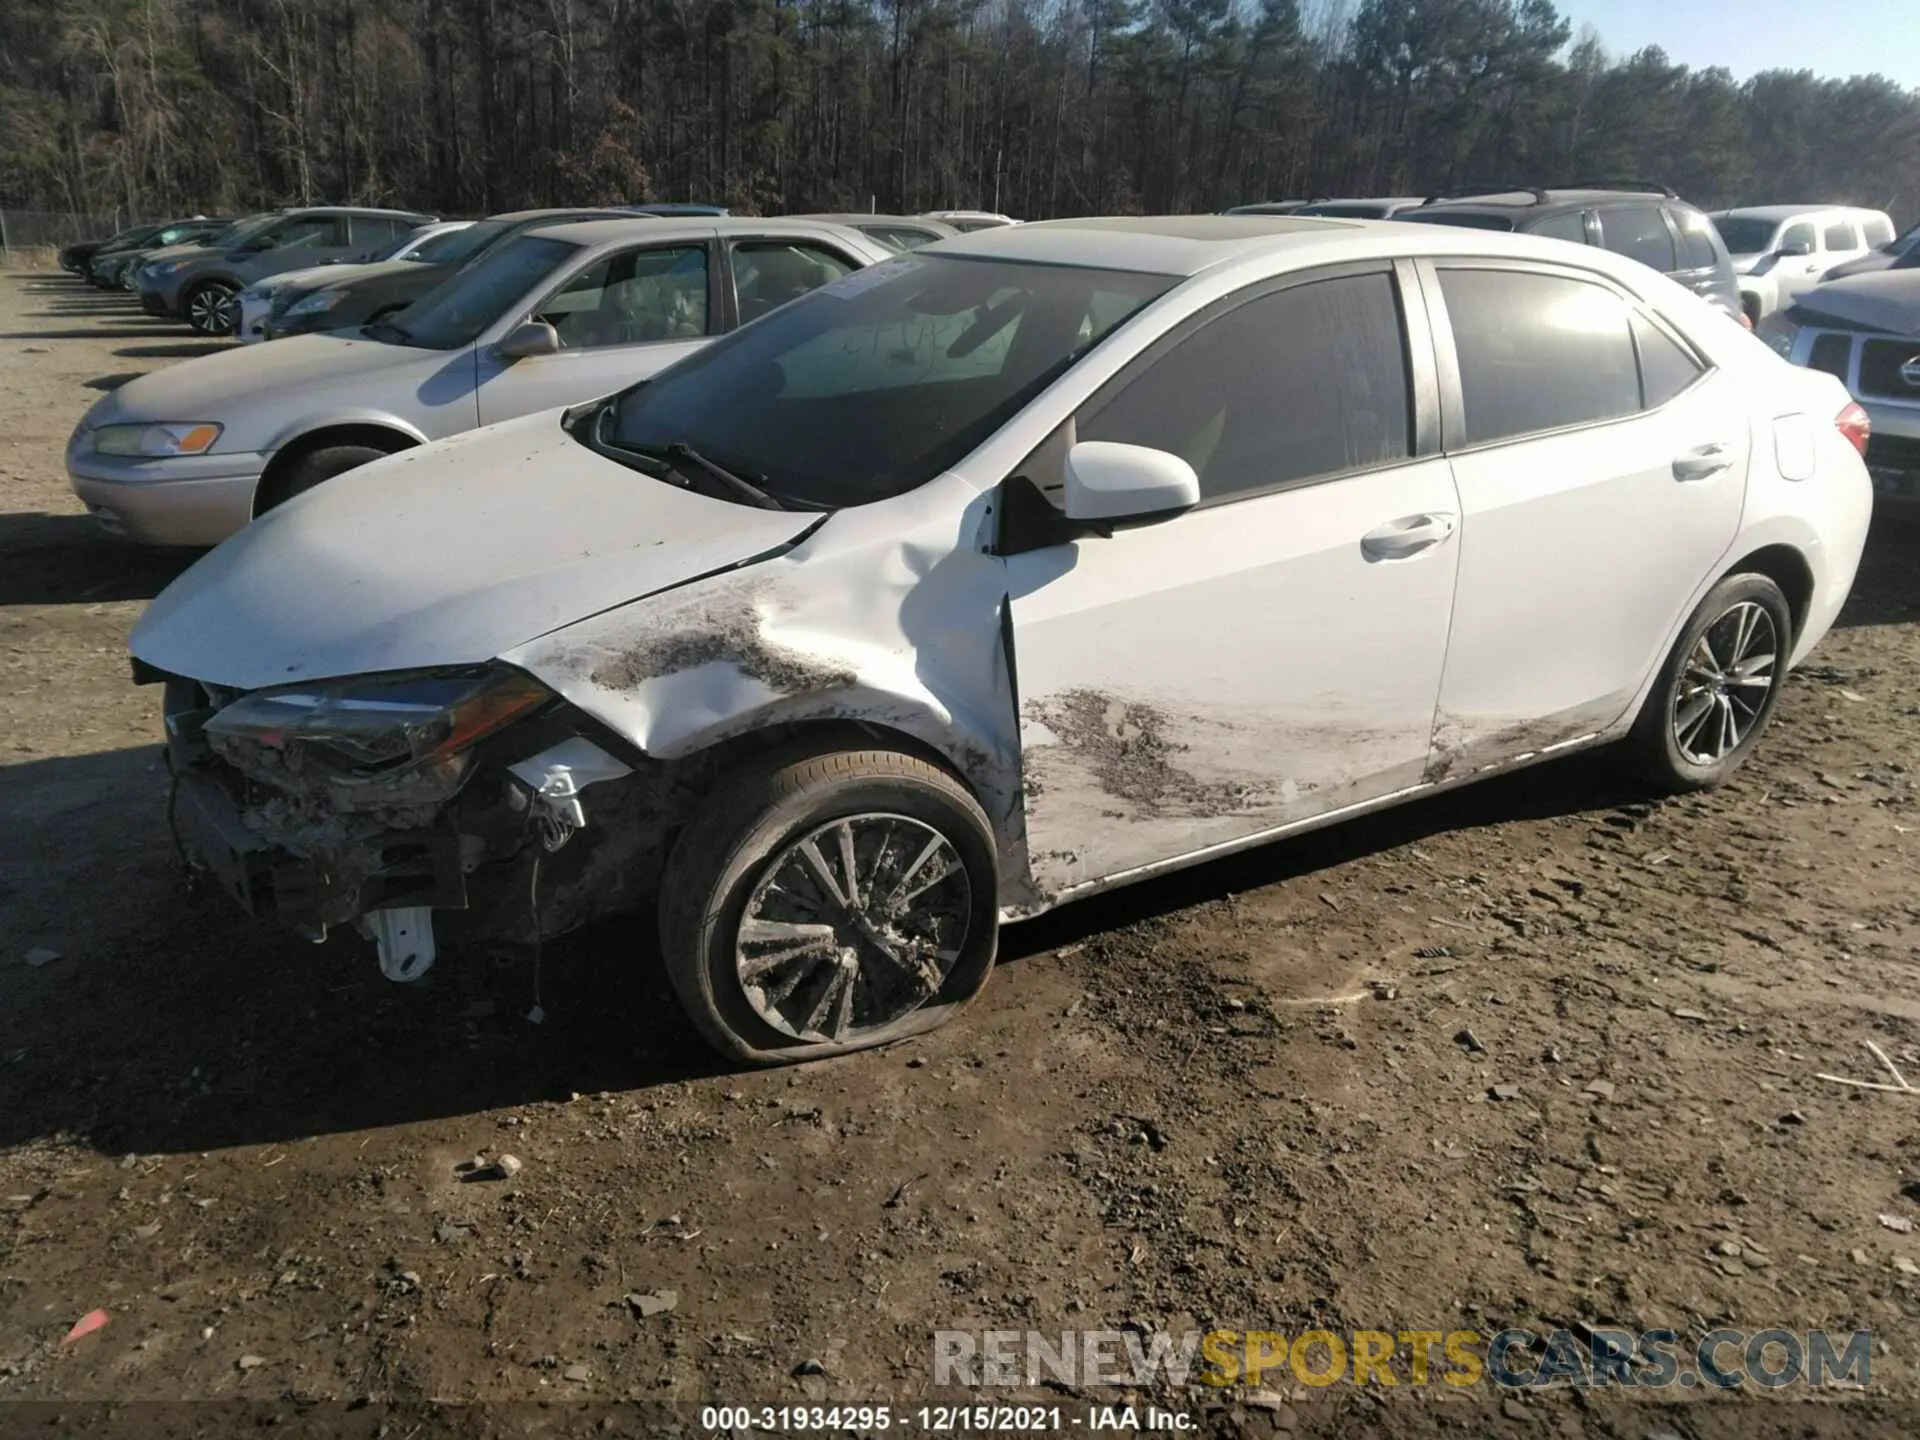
[1834, 500, 1920, 630]
[114, 340, 231, 359]
[0, 512, 200, 604]
[0, 328, 182, 342]
[0, 741, 1635, 1159]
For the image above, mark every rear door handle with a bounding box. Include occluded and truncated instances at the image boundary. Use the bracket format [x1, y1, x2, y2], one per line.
[1361, 512, 1456, 561]
[1673, 442, 1734, 482]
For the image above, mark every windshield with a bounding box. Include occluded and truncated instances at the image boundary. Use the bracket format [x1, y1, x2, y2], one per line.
[1712, 217, 1782, 254]
[1398, 211, 1516, 232]
[597, 254, 1176, 509]
[381, 233, 577, 349]
[401, 224, 489, 265]
[1892, 222, 1920, 256]
[198, 213, 275, 250]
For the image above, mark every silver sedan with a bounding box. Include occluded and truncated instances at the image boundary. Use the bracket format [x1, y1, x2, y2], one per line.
[68, 217, 892, 545]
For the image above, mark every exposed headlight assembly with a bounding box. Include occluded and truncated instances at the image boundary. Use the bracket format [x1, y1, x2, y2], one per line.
[285, 290, 344, 317]
[204, 667, 551, 783]
[93, 422, 223, 457]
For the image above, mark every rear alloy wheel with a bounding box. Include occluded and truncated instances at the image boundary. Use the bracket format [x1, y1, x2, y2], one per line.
[1627, 573, 1792, 792]
[185, 281, 239, 336]
[659, 746, 999, 1064]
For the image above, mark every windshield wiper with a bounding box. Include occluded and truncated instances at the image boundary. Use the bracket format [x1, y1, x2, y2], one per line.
[362, 318, 412, 345]
[658, 442, 793, 511]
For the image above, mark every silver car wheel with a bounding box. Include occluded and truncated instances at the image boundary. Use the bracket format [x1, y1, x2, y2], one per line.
[735, 813, 971, 1044]
[1672, 600, 1778, 764]
[188, 285, 237, 335]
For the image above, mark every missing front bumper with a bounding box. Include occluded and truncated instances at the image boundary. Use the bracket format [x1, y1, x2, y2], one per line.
[171, 768, 468, 929]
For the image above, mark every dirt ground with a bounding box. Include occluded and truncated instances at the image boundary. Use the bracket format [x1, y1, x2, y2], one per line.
[3, 267, 1920, 1439]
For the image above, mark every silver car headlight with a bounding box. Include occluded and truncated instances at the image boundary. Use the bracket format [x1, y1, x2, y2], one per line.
[92, 422, 224, 457]
[203, 667, 552, 781]
[286, 290, 344, 318]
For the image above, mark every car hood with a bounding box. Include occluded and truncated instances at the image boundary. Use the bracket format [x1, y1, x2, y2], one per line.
[88, 333, 444, 426]
[1730, 252, 1765, 274]
[260, 258, 412, 295]
[130, 410, 819, 690]
[1792, 271, 1920, 334]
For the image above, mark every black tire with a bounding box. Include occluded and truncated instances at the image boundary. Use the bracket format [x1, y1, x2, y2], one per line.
[257, 444, 394, 514]
[658, 745, 999, 1065]
[1625, 572, 1793, 793]
[184, 281, 239, 336]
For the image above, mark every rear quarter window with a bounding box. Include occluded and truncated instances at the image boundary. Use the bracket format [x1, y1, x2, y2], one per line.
[1598, 205, 1677, 273]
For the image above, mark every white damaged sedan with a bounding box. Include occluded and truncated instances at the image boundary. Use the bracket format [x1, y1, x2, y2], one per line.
[131, 216, 1873, 1063]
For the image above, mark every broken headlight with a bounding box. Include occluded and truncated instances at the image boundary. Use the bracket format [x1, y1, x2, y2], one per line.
[203, 667, 551, 781]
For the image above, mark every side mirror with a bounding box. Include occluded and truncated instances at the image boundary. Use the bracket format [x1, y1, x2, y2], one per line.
[493, 320, 560, 361]
[1063, 441, 1200, 530]
[1778, 239, 1812, 258]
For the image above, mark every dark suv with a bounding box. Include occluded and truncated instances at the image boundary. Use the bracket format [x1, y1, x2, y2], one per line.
[1400, 187, 1744, 323]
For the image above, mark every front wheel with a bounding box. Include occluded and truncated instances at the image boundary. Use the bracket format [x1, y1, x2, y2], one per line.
[257, 443, 394, 515]
[185, 281, 239, 336]
[658, 746, 999, 1065]
[1626, 573, 1792, 792]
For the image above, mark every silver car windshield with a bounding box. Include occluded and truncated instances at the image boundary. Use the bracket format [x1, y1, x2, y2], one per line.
[377, 235, 578, 349]
[598, 254, 1175, 509]
[1713, 217, 1780, 254]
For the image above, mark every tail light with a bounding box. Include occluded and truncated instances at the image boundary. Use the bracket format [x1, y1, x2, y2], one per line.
[1836, 401, 1871, 459]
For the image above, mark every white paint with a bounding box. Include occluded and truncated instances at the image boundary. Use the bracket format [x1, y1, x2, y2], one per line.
[1061, 441, 1200, 522]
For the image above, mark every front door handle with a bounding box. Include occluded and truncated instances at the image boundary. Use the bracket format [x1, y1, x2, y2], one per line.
[1361, 512, 1457, 561]
[1673, 442, 1734, 482]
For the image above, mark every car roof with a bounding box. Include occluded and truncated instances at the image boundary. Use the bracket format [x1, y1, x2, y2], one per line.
[928, 213, 1676, 282]
[288, 205, 437, 218]
[1710, 204, 1861, 222]
[529, 216, 875, 247]
[487, 207, 636, 223]
[1415, 188, 1685, 215]
[794, 213, 953, 228]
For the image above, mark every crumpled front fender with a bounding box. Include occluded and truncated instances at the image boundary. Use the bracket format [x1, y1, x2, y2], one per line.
[501, 473, 1040, 909]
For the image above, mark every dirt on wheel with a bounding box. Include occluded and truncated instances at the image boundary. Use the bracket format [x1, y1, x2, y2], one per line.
[3, 270, 1920, 1437]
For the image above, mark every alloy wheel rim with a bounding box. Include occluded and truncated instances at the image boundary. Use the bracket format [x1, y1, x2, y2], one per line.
[735, 814, 971, 1044]
[192, 287, 235, 332]
[1672, 600, 1778, 764]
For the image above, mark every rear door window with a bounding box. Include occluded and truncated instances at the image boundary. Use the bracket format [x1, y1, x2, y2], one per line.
[1527, 211, 1589, 245]
[1079, 271, 1412, 502]
[1437, 267, 1641, 446]
[1669, 208, 1721, 269]
[1597, 205, 1677, 272]
[1632, 312, 1706, 408]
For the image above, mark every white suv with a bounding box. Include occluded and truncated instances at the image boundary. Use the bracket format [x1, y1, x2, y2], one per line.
[1711, 205, 1897, 322]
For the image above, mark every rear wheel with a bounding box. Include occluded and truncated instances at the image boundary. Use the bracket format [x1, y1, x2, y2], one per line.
[1625, 573, 1792, 792]
[658, 745, 999, 1065]
[185, 281, 239, 336]
[256, 444, 395, 514]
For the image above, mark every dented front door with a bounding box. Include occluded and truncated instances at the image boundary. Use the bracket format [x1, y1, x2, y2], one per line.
[1005, 266, 1459, 901]
[1005, 460, 1460, 899]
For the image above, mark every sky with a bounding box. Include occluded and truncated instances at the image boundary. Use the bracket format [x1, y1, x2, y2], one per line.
[1554, 0, 1920, 89]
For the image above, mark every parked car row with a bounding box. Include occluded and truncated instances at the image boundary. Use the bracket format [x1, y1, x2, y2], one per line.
[46, 204, 1879, 1062]
[58, 204, 1009, 334]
